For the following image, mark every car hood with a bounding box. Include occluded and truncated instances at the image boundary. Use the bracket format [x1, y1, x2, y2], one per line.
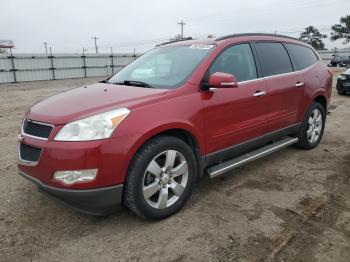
[343, 68, 350, 75]
[27, 83, 168, 125]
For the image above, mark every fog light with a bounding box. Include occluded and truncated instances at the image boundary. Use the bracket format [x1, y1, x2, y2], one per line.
[53, 169, 97, 185]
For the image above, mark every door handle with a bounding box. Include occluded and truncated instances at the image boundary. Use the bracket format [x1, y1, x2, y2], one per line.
[295, 82, 305, 87]
[253, 91, 266, 97]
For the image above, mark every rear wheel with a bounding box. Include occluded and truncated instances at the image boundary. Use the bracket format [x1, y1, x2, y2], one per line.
[123, 136, 196, 220]
[296, 102, 326, 149]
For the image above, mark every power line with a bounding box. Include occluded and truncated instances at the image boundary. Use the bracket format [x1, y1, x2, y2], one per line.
[106, 36, 172, 49]
[102, 25, 335, 51]
[182, 0, 345, 33]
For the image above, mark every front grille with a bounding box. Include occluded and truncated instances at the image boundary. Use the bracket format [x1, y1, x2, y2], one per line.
[22, 119, 53, 139]
[19, 143, 42, 162]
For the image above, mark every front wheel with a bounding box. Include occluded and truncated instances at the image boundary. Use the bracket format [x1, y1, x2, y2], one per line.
[123, 136, 196, 220]
[296, 102, 326, 149]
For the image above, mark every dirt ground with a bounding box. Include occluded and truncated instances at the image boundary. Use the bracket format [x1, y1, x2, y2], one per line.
[0, 70, 349, 262]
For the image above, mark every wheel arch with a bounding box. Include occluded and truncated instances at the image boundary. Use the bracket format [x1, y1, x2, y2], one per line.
[312, 94, 328, 112]
[126, 125, 205, 180]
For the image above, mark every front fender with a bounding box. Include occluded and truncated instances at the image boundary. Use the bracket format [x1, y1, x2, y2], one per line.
[111, 91, 206, 182]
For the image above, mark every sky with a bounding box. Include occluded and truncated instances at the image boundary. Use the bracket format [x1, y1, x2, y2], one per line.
[1, 0, 349, 54]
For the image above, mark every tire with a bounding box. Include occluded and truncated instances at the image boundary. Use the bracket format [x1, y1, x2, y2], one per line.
[123, 135, 197, 220]
[296, 102, 326, 149]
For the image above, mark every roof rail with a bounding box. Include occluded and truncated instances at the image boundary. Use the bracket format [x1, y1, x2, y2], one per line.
[156, 37, 193, 47]
[215, 33, 300, 41]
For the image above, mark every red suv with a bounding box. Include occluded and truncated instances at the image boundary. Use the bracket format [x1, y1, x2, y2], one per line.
[18, 34, 332, 219]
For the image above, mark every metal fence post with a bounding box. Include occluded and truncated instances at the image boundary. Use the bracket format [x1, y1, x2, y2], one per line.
[49, 47, 55, 80]
[82, 48, 87, 78]
[110, 47, 114, 75]
[9, 48, 17, 83]
[133, 48, 136, 61]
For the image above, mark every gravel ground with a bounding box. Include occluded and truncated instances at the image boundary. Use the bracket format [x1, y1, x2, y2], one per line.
[0, 72, 349, 262]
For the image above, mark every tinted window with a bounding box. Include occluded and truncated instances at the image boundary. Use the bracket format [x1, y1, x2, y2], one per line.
[255, 42, 293, 77]
[209, 44, 257, 82]
[285, 43, 318, 70]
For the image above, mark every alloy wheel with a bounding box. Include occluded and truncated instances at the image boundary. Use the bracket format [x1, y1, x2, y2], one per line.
[142, 150, 189, 209]
[307, 108, 323, 144]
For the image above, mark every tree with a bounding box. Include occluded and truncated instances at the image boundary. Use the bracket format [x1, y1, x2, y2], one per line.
[331, 15, 350, 43]
[168, 35, 192, 42]
[299, 26, 327, 50]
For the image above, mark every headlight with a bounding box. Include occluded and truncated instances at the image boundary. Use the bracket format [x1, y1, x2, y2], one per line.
[55, 108, 130, 141]
[338, 75, 347, 80]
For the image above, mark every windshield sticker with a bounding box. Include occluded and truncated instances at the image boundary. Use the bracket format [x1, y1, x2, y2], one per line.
[189, 44, 214, 49]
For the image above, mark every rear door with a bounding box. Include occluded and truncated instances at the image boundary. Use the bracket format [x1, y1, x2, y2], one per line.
[202, 43, 269, 154]
[284, 43, 320, 118]
[254, 42, 304, 132]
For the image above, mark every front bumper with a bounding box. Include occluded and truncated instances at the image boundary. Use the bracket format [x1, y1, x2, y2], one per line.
[337, 79, 350, 92]
[19, 170, 123, 216]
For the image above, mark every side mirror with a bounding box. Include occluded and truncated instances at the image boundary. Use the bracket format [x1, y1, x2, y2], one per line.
[208, 72, 238, 89]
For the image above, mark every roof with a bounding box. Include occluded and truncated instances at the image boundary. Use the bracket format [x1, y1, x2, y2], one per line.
[156, 38, 217, 47]
[157, 33, 304, 48]
[0, 40, 15, 49]
[0, 45, 14, 48]
[156, 37, 194, 47]
[215, 33, 300, 41]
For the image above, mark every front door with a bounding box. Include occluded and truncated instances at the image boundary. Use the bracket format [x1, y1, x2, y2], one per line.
[202, 43, 269, 155]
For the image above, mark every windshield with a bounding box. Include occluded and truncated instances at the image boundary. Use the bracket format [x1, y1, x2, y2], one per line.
[107, 44, 215, 89]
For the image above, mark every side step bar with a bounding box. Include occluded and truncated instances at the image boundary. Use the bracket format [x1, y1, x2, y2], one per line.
[207, 137, 298, 179]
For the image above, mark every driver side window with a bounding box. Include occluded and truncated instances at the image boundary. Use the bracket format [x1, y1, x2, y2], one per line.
[209, 43, 257, 82]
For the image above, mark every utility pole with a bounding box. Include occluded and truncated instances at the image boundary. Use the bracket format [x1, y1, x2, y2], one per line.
[92, 36, 99, 54]
[178, 20, 186, 39]
[43, 42, 48, 54]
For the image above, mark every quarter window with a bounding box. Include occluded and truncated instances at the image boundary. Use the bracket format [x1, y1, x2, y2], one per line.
[285, 43, 318, 71]
[209, 44, 257, 82]
[255, 42, 293, 77]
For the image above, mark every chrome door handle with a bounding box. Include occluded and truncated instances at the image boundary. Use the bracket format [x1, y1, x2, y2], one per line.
[295, 82, 305, 87]
[253, 91, 266, 97]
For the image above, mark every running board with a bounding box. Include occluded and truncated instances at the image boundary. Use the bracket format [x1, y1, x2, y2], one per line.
[207, 137, 298, 179]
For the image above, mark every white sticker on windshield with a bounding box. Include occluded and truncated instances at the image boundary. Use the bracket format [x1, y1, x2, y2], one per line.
[189, 44, 214, 49]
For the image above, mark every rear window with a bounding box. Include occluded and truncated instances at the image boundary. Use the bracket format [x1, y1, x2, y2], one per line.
[255, 42, 293, 77]
[285, 43, 318, 71]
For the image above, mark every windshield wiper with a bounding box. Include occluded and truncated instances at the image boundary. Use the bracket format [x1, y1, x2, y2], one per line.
[123, 80, 153, 88]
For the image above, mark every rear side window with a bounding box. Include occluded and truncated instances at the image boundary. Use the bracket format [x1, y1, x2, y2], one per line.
[255, 42, 293, 77]
[285, 43, 318, 71]
[209, 43, 257, 82]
